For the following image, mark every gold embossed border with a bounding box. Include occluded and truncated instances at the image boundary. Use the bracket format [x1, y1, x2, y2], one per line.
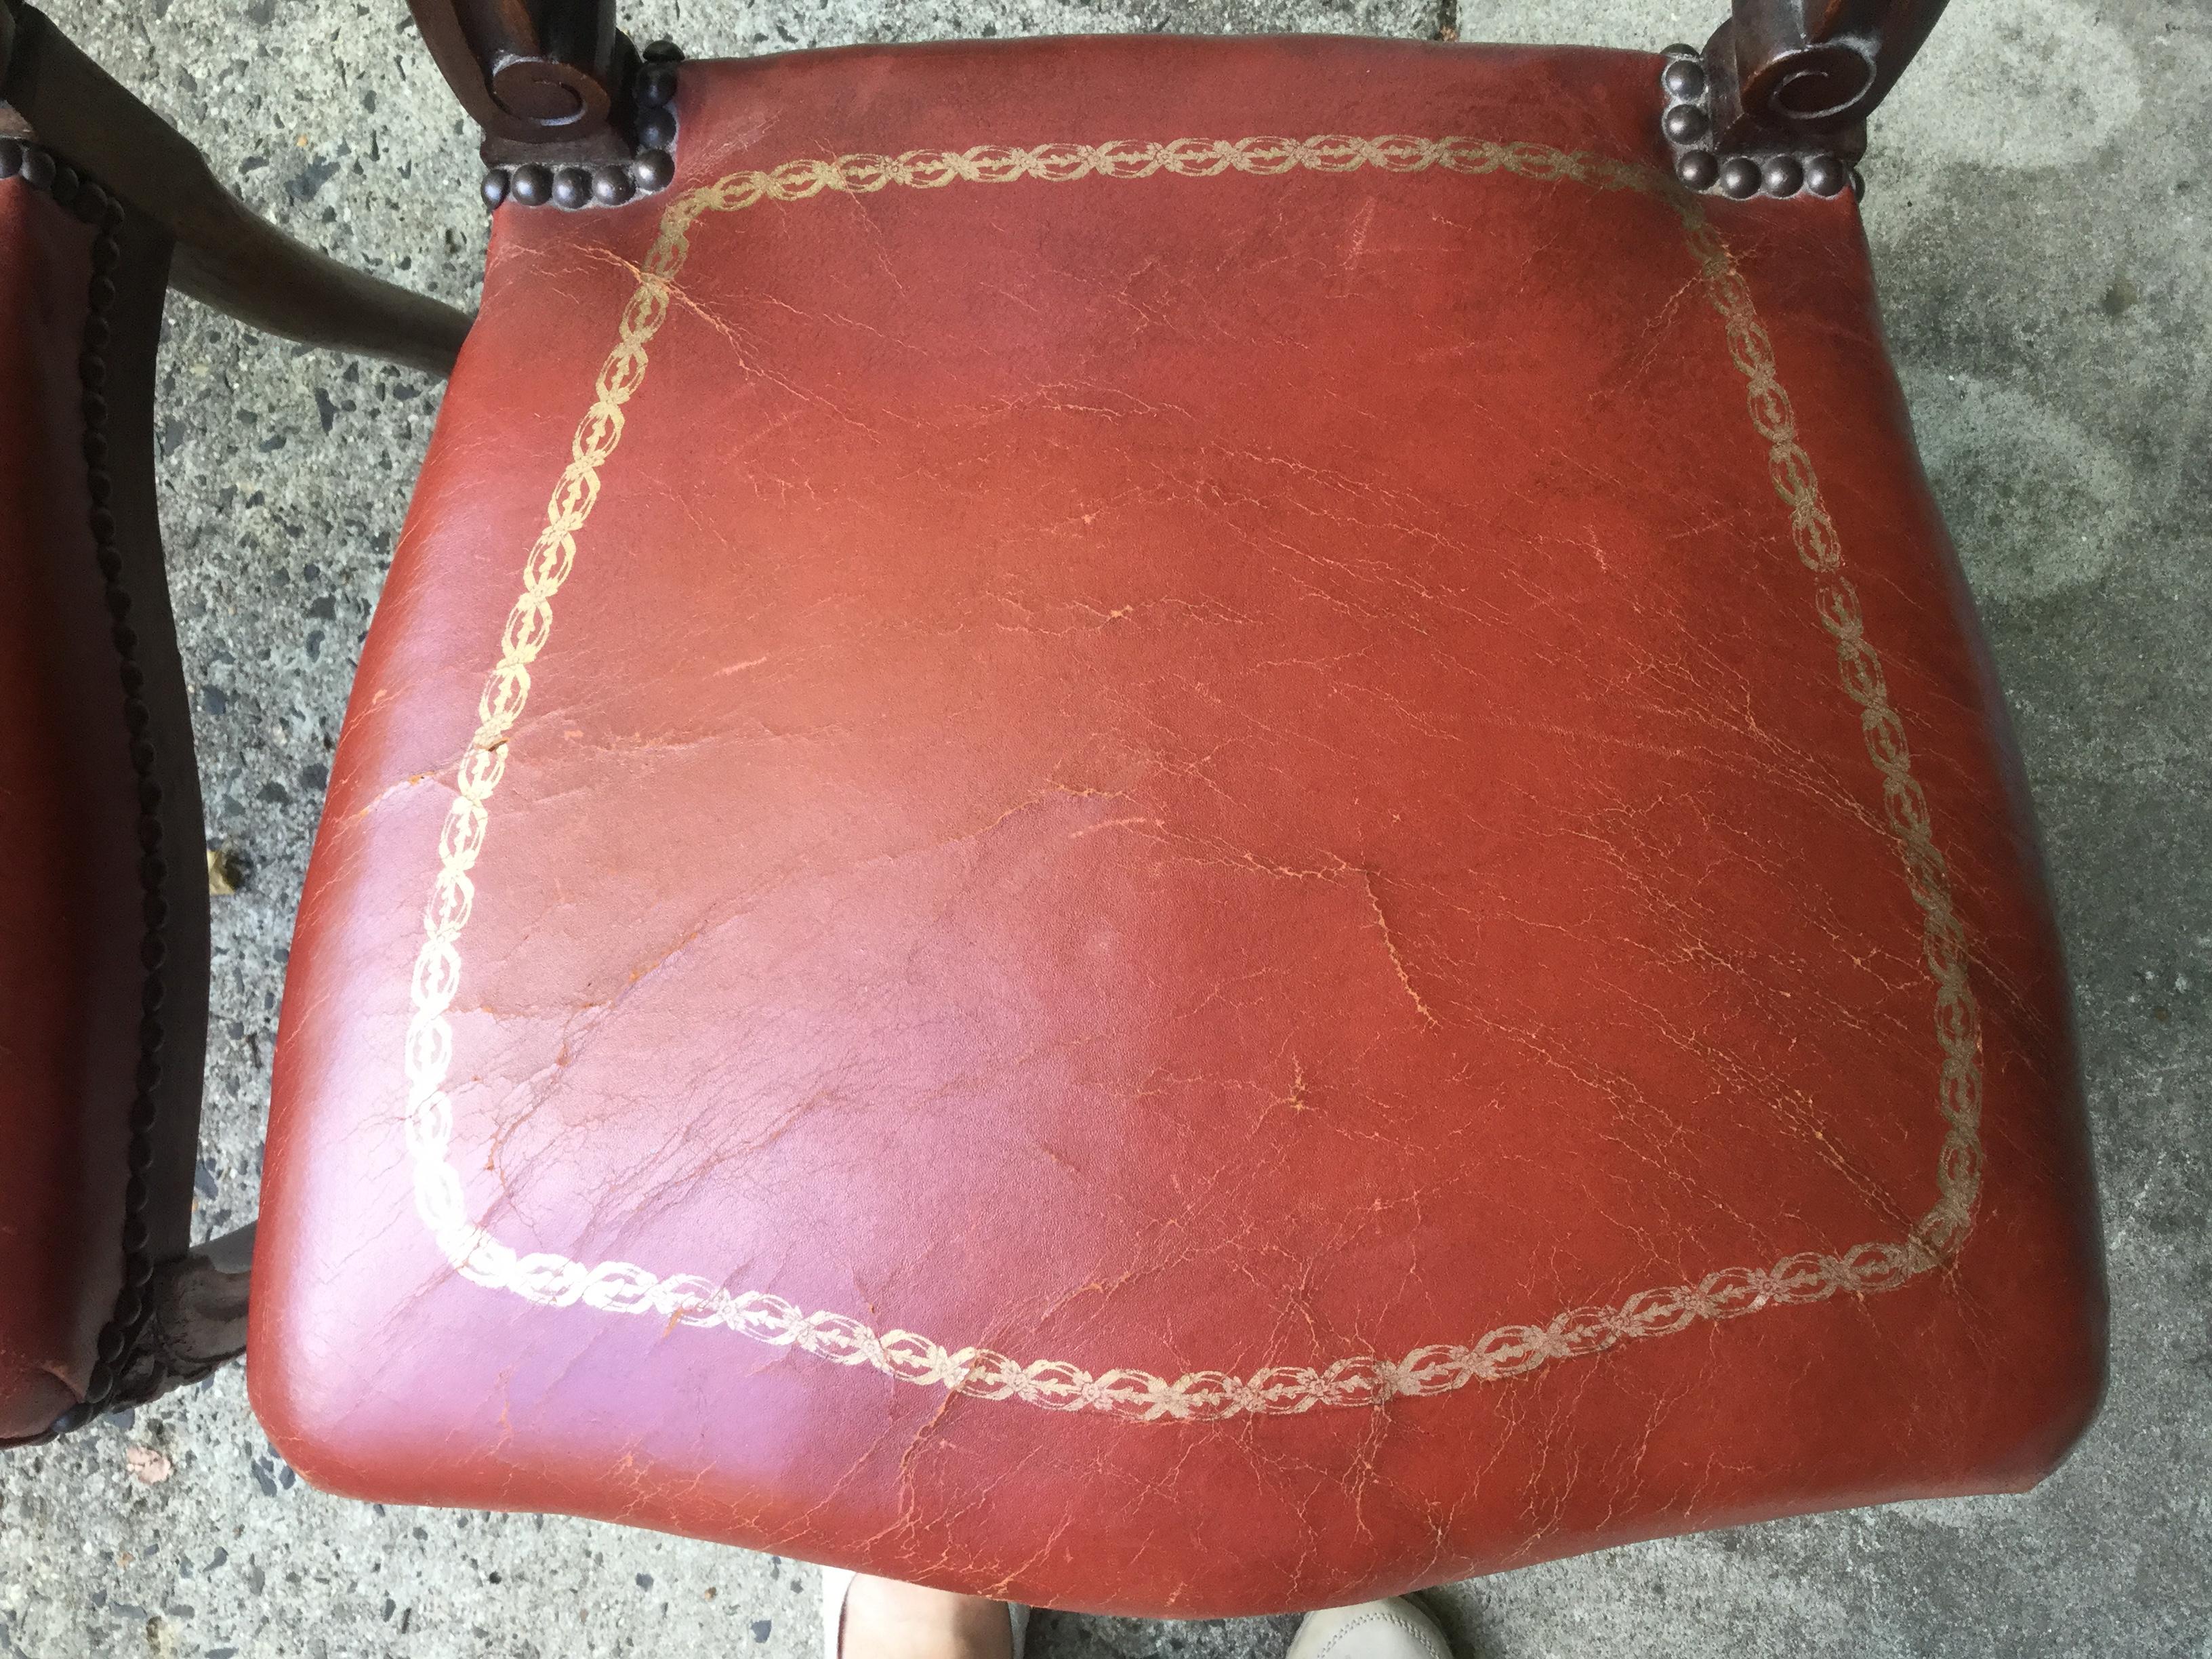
[400, 136, 1984, 1422]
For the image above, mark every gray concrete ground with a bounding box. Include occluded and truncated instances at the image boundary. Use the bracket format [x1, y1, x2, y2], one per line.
[1, 0, 2207, 1654]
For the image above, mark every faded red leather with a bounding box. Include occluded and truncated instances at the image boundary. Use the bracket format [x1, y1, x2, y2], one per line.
[252, 37, 2106, 1614]
[0, 182, 136, 1442]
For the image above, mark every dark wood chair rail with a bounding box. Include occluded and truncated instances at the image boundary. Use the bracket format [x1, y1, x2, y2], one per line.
[1, 3, 471, 379]
[401, 0, 1951, 168]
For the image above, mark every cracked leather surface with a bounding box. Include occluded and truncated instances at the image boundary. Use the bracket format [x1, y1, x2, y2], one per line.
[249, 37, 2106, 1616]
[0, 182, 132, 1442]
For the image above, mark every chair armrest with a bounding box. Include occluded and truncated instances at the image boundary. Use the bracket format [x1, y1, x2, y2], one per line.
[0, 1, 471, 377]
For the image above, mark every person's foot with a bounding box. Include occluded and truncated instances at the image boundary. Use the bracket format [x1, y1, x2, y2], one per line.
[1287, 1597, 1452, 1659]
[827, 1570, 1019, 1659]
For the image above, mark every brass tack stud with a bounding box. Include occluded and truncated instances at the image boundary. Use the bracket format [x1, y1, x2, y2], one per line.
[1660, 58, 1706, 100]
[510, 163, 552, 207]
[1676, 149, 1720, 191]
[1804, 155, 1848, 197]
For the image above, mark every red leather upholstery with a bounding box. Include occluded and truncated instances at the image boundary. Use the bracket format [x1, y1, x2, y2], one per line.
[0, 172, 216, 1443]
[251, 37, 2106, 1614]
[0, 180, 128, 1442]
[0, 171, 203, 1447]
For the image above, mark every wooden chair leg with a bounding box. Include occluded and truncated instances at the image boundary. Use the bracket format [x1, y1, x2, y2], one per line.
[116, 1225, 255, 1409]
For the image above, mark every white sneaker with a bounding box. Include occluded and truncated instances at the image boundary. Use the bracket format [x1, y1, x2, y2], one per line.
[1287, 1598, 1452, 1659]
[819, 1566, 1030, 1659]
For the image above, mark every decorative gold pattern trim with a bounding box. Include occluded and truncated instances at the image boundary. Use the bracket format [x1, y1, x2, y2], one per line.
[400, 136, 1984, 1421]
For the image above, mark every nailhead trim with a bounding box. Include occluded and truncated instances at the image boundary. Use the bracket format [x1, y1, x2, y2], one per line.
[481, 39, 682, 211]
[1654, 46, 1862, 202]
[1, 139, 169, 1441]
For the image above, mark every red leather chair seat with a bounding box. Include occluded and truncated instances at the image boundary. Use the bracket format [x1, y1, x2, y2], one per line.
[251, 37, 2106, 1614]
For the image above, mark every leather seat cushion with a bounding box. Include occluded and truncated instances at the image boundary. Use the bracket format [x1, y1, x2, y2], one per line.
[251, 36, 2107, 1614]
